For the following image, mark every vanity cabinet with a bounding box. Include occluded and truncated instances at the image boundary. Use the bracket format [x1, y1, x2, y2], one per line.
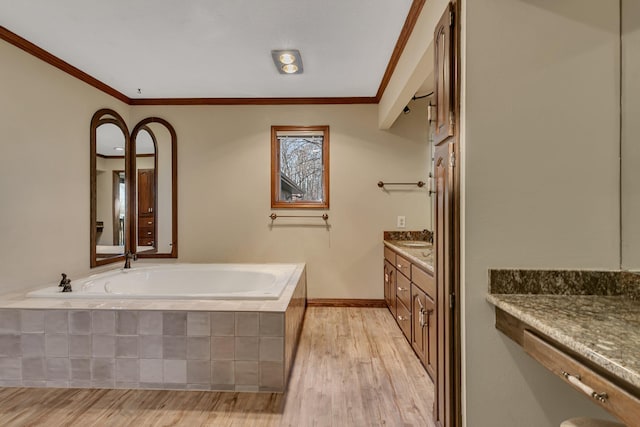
[384, 244, 437, 381]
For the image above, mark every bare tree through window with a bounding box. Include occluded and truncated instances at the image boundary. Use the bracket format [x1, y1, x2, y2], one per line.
[271, 126, 329, 208]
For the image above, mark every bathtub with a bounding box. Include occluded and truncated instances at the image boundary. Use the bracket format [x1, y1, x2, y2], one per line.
[26, 263, 296, 300]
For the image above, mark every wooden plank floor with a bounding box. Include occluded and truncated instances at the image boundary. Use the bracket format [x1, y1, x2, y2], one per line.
[0, 307, 435, 427]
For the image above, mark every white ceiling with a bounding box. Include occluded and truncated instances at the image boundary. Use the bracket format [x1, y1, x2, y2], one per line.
[0, 0, 413, 99]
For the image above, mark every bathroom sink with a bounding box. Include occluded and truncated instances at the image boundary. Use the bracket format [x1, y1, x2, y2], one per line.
[399, 241, 430, 248]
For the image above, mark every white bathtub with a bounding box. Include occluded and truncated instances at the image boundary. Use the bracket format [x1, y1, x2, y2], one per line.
[26, 264, 296, 300]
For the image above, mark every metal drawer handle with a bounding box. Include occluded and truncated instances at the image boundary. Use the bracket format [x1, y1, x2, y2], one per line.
[397, 315, 408, 321]
[397, 264, 403, 268]
[397, 287, 408, 292]
[561, 371, 608, 403]
[148, 221, 152, 225]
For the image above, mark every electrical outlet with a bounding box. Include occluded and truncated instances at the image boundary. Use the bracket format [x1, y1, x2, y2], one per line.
[397, 216, 406, 228]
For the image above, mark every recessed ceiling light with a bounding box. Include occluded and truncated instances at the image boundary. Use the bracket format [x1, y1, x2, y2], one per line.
[279, 53, 295, 65]
[282, 64, 299, 74]
[271, 49, 303, 74]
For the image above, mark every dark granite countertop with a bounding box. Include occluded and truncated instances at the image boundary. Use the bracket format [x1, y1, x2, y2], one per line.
[384, 240, 434, 274]
[486, 269, 640, 391]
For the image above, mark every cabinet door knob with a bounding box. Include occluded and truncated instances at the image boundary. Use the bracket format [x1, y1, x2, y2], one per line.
[397, 287, 407, 292]
[148, 221, 152, 225]
[397, 315, 407, 321]
[397, 264, 402, 268]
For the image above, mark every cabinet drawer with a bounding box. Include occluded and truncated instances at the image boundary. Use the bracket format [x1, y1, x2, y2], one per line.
[138, 216, 155, 228]
[396, 254, 411, 279]
[384, 247, 396, 264]
[412, 265, 435, 299]
[523, 330, 640, 426]
[138, 227, 155, 237]
[396, 299, 411, 341]
[396, 272, 411, 310]
[138, 237, 155, 246]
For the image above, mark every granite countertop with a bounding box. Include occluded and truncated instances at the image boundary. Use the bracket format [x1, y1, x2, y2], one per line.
[487, 293, 640, 391]
[384, 240, 434, 274]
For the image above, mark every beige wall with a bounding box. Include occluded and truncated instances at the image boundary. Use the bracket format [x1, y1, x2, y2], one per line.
[621, 0, 640, 269]
[130, 101, 430, 299]
[463, 1, 619, 425]
[0, 38, 431, 299]
[0, 39, 130, 293]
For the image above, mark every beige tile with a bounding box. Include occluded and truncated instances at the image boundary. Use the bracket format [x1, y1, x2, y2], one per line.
[116, 336, 138, 358]
[163, 336, 186, 359]
[234, 361, 258, 385]
[116, 359, 138, 382]
[187, 360, 210, 384]
[45, 311, 68, 334]
[22, 334, 45, 357]
[92, 311, 115, 335]
[163, 312, 186, 336]
[235, 312, 258, 336]
[138, 311, 162, 335]
[22, 358, 45, 380]
[259, 313, 284, 336]
[139, 335, 162, 359]
[20, 310, 44, 333]
[92, 335, 115, 358]
[46, 358, 69, 380]
[69, 311, 91, 334]
[210, 312, 234, 336]
[139, 359, 163, 383]
[163, 360, 186, 384]
[211, 361, 234, 385]
[91, 358, 114, 381]
[69, 335, 91, 357]
[0, 335, 21, 357]
[70, 358, 91, 381]
[259, 337, 284, 362]
[210, 336, 234, 360]
[116, 311, 138, 335]
[259, 361, 284, 388]
[187, 312, 210, 336]
[0, 310, 19, 333]
[235, 337, 259, 361]
[45, 334, 68, 357]
[187, 336, 210, 360]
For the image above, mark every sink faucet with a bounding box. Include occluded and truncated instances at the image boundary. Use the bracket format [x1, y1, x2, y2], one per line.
[124, 251, 138, 269]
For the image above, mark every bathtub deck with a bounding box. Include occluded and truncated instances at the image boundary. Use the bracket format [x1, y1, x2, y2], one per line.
[0, 307, 435, 427]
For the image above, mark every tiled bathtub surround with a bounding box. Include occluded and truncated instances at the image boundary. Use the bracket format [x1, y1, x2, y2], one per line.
[0, 266, 307, 392]
[489, 269, 640, 299]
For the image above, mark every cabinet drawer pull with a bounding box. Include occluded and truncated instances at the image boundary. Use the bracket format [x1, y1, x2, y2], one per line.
[397, 264, 403, 269]
[148, 221, 152, 225]
[397, 315, 408, 321]
[397, 287, 408, 292]
[561, 371, 609, 403]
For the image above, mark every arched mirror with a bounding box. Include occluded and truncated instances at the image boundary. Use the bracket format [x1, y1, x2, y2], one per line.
[90, 109, 130, 267]
[131, 117, 177, 258]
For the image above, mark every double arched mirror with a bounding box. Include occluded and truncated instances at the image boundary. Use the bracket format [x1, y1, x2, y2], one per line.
[90, 109, 130, 267]
[131, 118, 177, 258]
[90, 111, 177, 267]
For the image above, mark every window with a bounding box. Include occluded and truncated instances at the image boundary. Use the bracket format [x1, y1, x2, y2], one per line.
[271, 125, 329, 209]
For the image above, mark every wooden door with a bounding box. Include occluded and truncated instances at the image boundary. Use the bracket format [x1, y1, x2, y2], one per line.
[433, 3, 455, 145]
[434, 140, 455, 427]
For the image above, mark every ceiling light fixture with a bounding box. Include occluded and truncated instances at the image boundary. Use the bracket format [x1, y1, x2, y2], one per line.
[271, 49, 303, 75]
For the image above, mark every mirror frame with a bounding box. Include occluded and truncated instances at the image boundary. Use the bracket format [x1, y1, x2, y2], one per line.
[130, 117, 178, 259]
[90, 108, 130, 267]
[270, 125, 330, 209]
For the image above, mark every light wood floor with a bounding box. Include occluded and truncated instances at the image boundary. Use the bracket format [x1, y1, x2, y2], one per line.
[0, 307, 435, 427]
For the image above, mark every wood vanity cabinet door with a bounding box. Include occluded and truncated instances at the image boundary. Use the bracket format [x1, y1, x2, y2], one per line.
[425, 295, 437, 380]
[433, 2, 454, 146]
[384, 260, 397, 317]
[411, 285, 427, 364]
